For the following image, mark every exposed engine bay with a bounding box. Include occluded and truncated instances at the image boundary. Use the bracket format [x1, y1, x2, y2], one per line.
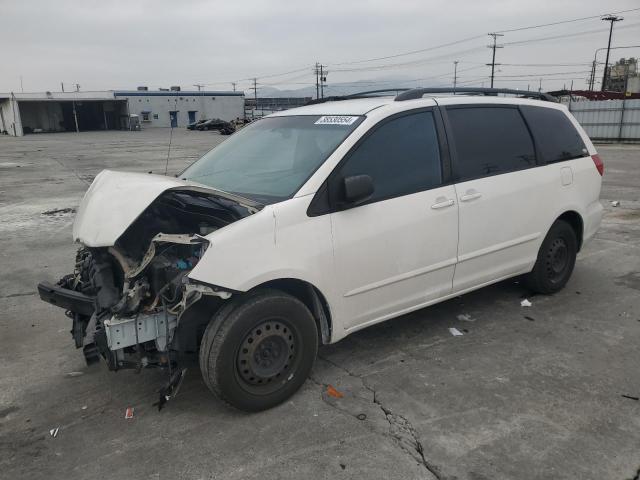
[38, 188, 257, 396]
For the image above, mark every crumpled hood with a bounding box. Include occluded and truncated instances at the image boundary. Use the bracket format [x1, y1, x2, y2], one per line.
[73, 170, 259, 247]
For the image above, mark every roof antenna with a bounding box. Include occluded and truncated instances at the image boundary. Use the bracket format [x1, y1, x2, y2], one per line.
[164, 95, 178, 175]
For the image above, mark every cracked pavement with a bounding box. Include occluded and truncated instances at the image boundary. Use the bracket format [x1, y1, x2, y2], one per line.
[1, 130, 639, 479]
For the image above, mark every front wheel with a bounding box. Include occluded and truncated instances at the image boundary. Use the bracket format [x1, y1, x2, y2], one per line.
[524, 220, 578, 294]
[199, 289, 318, 412]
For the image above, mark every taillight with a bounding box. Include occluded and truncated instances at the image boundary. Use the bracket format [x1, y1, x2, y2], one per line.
[591, 154, 604, 176]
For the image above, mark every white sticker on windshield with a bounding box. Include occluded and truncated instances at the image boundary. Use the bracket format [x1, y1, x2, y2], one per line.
[314, 116, 359, 126]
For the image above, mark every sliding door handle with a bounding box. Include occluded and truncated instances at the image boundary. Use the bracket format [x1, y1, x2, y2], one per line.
[460, 191, 482, 202]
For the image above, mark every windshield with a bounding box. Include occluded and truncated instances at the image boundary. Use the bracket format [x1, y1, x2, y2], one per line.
[181, 115, 363, 204]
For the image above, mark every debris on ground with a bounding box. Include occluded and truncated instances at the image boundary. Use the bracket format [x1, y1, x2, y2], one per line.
[356, 413, 367, 421]
[49, 427, 59, 438]
[611, 200, 620, 207]
[521, 299, 532, 307]
[42, 207, 76, 216]
[125, 407, 134, 419]
[524, 316, 536, 322]
[154, 368, 187, 411]
[457, 313, 475, 322]
[81, 406, 88, 410]
[326, 385, 344, 399]
[65, 371, 83, 377]
[621, 394, 639, 401]
[449, 327, 464, 336]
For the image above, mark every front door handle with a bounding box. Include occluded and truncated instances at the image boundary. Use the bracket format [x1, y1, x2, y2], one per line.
[460, 190, 482, 202]
[431, 198, 455, 209]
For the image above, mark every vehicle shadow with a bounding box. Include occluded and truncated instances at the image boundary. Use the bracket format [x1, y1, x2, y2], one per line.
[173, 277, 530, 415]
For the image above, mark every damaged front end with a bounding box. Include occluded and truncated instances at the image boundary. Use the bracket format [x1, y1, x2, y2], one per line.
[38, 171, 259, 380]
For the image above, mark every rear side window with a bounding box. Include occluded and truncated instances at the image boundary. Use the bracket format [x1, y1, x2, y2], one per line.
[338, 111, 442, 202]
[446, 107, 536, 181]
[520, 106, 588, 164]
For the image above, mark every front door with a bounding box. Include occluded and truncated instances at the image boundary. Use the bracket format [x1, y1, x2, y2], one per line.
[328, 110, 459, 330]
[169, 111, 178, 128]
[188, 111, 197, 123]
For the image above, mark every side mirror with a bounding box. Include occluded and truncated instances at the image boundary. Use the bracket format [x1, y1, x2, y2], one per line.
[343, 174, 374, 205]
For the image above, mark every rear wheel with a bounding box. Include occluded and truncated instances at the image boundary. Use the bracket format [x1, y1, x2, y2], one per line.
[199, 289, 318, 412]
[524, 220, 577, 294]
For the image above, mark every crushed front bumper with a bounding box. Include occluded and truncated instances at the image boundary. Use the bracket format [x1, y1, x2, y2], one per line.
[37, 281, 95, 316]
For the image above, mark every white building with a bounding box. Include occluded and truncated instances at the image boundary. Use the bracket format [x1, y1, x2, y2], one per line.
[0, 89, 244, 136]
[115, 89, 245, 128]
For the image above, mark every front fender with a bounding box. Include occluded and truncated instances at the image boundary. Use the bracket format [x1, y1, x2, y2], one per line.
[188, 197, 336, 305]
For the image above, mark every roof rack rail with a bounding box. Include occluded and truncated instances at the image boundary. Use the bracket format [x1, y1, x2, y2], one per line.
[394, 87, 557, 102]
[305, 88, 411, 105]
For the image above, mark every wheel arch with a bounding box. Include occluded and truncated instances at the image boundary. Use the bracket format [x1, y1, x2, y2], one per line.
[250, 278, 333, 345]
[556, 210, 584, 251]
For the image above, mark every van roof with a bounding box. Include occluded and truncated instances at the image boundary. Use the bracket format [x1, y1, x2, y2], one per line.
[269, 93, 562, 117]
[269, 97, 402, 116]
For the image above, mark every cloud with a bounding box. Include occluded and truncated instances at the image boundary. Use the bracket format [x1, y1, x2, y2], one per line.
[1, 0, 639, 93]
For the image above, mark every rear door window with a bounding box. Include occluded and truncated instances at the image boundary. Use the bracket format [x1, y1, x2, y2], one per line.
[520, 106, 588, 164]
[446, 107, 536, 181]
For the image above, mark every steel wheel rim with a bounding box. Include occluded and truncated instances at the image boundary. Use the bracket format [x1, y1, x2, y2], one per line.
[236, 319, 297, 394]
[546, 238, 569, 282]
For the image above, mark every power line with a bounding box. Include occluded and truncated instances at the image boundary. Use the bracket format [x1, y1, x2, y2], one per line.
[330, 46, 487, 73]
[324, 7, 640, 69]
[329, 34, 487, 66]
[236, 66, 310, 82]
[500, 62, 591, 67]
[495, 7, 640, 33]
[503, 21, 640, 47]
[497, 70, 591, 78]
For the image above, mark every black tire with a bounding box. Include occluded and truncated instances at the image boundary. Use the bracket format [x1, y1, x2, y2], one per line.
[524, 220, 577, 294]
[199, 289, 318, 412]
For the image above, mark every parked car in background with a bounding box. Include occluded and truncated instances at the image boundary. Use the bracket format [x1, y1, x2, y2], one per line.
[187, 119, 208, 130]
[37, 88, 602, 412]
[196, 118, 236, 135]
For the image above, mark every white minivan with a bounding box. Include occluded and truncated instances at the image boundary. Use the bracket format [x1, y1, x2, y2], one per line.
[38, 88, 603, 411]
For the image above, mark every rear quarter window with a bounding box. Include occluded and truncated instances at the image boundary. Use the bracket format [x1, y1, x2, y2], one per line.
[520, 106, 589, 164]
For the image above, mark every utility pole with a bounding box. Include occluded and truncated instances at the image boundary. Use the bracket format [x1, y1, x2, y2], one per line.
[538, 78, 542, 92]
[487, 33, 503, 88]
[252, 78, 258, 118]
[453, 60, 459, 92]
[314, 63, 328, 99]
[231, 82, 236, 92]
[61, 82, 65, 92]
[193, 84, 204, 91]
[20, 75, 23, 93]
[74, 83, 80, 92]
[588, 60, 597, 91]
[623, 59, 631, 94]
[601, 15, 623, 92]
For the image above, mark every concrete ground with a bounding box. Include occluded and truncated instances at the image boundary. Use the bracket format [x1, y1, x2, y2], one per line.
[0, 129, 638, 480]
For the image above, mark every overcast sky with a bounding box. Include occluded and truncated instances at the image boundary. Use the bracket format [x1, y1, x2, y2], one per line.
[1, 0, 639, 94]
